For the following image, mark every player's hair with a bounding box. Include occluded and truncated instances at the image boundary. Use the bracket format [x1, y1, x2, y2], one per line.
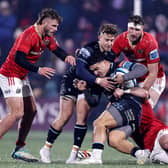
[128, 15, 144, 25]
[88, 54, 107, 66]
[36, 8, 62, 25]
[98, 23, 118, 36]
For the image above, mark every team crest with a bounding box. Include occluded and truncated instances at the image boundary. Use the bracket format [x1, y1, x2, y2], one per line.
[138, 49, 144, 54]
[44, 39, 50, 46]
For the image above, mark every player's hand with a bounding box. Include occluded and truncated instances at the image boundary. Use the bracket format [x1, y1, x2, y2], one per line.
[38, 67, 56, 79]
[73, 79, 87, 91]
[65, 55, 76, 65]
[114, 74, 124, 84]
[113, 88, 124, 99]
[95, 77, 116, 91]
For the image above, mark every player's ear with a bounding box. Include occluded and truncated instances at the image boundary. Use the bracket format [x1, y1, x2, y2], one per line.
[41, 18, 48, 26]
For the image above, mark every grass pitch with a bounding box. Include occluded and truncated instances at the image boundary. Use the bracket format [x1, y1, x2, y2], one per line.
[0, 131, 166, 168]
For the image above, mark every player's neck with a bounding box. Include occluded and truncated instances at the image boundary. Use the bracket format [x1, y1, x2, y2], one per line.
[34, 23, 44, 39]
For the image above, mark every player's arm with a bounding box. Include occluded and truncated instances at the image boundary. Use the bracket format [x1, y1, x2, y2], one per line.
[52, 47, 76, 65]
[76, 58, 96, 84]
[15, 51, 55, 79]
[142, 63, 158, 90]
[113, 87, 149, 99]
[15, 51, 39, 72]
[73, 79, 102, 107]
[76, 48, 114, 90]
[115, 62, 148, 84]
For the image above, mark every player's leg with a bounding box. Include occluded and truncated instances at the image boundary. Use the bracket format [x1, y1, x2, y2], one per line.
[76, 97, 142, 164]
[40, 72, 77, 163]
[11, 79, 38, 162]
[0, 97, 24, 136]
[66, 94, 90, 163]
[150, 129, 168, 164]
[15, 96, 37, 149]
[0, 75, 25, 136]
[108, 127, 134, 154]
[40, 96, 75, 163]
[66, 84, 102, 163]
[139, 75, 165, 108]
[73, 109, 117, 165]
[108, 127, 150, 165]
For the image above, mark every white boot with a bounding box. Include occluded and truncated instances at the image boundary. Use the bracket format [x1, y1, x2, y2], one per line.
[40, 146, 51, 163]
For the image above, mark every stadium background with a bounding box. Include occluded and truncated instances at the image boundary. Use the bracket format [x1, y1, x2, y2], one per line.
[0, 0, 168, 130]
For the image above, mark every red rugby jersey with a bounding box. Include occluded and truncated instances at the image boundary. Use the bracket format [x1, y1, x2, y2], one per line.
[132, 101, 167, 151]
[112, 32, 164, 82]
[0, 25, 58, 79]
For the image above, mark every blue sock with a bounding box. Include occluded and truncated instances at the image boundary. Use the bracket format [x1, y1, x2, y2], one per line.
[46, 125, 61, 144]
[73, 124, 87, 148]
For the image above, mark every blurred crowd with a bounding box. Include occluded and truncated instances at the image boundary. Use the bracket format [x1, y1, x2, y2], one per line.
[0, 0, 168, 121]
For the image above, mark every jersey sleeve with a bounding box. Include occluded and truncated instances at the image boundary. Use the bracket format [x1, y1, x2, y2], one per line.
[16, 31, 34, 54]
[145, 36, 160, 64]
[76, 47, 97, 84]
[47, 36, 58, 51]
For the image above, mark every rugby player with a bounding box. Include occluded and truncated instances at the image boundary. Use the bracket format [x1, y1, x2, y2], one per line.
[39, 23, 118, 163]
[72, 57, 149, 164]
[112, 15, 165, 108]
[0, 8, 75, 162]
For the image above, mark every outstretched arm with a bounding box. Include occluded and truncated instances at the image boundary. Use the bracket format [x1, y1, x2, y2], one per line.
[52, 47, 76, 65]
[113, 87, 149, 99]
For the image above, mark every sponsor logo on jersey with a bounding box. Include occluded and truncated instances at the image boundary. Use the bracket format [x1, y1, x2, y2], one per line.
[4, 90, 11, 94]
[150, 49, 159, 60]
[44, 39, 50, 46]
[79, 48, 91, 59]
[16, 88, 21, 94]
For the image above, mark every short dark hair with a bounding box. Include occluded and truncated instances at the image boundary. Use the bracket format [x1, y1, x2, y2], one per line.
[98, 23, 118, 36]
[128, 15, 144, 25]
[37, 8, 62, 25]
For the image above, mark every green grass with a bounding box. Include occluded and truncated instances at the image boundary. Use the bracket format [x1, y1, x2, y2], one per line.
[0, 131, 167, 168]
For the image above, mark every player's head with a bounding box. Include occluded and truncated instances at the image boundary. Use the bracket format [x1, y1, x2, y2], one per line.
[36, 8, 62, 36]
[127, 15, 144, 44]
[98, 23, 118, 51]
[89, 57, 111, 77]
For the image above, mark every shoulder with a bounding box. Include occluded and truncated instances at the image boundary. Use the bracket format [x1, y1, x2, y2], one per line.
[115, 32, 127, 40]
[84, 41, 99, 52]
[20, 25, 37, 41]
[78, 41, 99, 58]
[143, 32, 158, 44]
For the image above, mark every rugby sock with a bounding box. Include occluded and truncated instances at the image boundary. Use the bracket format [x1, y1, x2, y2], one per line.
[45, 125, 61, 147]
[15, 141, 26, 151]
[73, 124, 87, 148]
[91, 143, 104, 160]
[130, 146, 140, 157]
[92, 143, 104, 150]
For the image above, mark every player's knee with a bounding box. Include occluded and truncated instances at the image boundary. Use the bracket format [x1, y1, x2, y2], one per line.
[93, 118, 105, 128]
[159, 134, 168, 150]
[14, 110, 24, 120]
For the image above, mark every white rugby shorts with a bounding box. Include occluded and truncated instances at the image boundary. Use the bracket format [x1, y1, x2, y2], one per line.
[139, 75, 166, 107]
[0, 74, 33, 98]
[150, 129, 168, 164]
[139, 75, 166, 95]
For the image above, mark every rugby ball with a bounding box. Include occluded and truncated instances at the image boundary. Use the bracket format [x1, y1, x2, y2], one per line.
[114, 67, 137, 89]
